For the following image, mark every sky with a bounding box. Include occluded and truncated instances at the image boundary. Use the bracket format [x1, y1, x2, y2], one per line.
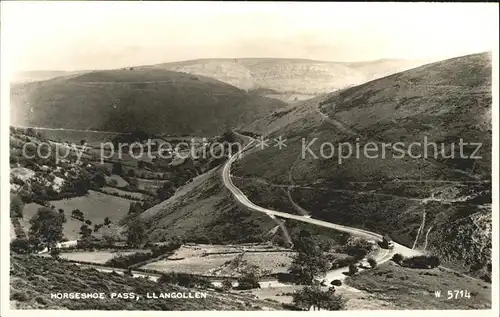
[2, 2, 498, 72]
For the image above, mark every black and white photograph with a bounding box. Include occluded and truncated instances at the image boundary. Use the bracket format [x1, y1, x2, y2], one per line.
[1, 1, 498, 314]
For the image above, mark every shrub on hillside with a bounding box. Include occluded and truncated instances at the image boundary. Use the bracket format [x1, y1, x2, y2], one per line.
[221, 279, 233, 291]
[10, 238, 34, 254]
[348, 263, 358, 275]
[367, 257, 377, 268]
[402, 255, 440, 269]
[343, 237, 373, 260]
[158, 272, 212, 289]
[105, 252, 153, 269]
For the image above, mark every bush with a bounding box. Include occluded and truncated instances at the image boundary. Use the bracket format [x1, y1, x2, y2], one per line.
[391, 253, 404, 264]
[11, 291, 29, 302]
[367, 257, 377, 268]
[10, 194, 25, 218]
[348, 263, 358, 275]
[150, 242, 182, 258]
[344, 237, 372, 260]
[292, 285, 346, 310]
[105, 252, 153, 269]
[158, 272, 212, 288]
[402, 255, 440, 269]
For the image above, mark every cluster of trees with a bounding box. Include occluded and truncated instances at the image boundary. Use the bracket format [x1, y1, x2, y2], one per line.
[10, 194, 24, 218]
[126, 219, 146, 247]
[158, 272, 212, 289]
[292, 285, 346, 311]
[71, 209, 85, 222]
[105, 251, 153, 269]
[235, 272, 261, 290]
[342, 237, 373, 260]
[288, 230, 331, 284]
[28, 207, 65, 253]
[392, 254, 441, 269]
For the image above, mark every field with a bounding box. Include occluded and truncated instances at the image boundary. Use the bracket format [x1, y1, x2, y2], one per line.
[17, 190, 134, 240]
[345, 262, 491, 309]
[140, 243, 294, 276]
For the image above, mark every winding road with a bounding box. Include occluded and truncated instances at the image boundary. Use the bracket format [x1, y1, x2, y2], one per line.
[222, 135, 421, 284]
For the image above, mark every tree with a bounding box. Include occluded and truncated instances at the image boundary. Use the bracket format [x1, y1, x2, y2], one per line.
[367, 257, 377, 268]
[28, 207, 64, 251]
[292, 286, 346, 311]
[348, 263, 358, 275]
[288, 230, 330, 284]
[127, 220, 145, 247]
[103, 217, 112, 226]
[392, 253, 404, 264]
[10, 194, 25, 218]
[85, 219, 92, 226]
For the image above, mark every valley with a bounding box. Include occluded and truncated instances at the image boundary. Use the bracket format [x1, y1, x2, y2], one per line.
[8, 52, 493, 311]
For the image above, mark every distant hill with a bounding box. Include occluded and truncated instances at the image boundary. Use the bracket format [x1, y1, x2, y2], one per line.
[10, 69, 287, 135]
[231, 52, 492, 280]
[10, 70, 88, 83]
[141, 57, 435, 100]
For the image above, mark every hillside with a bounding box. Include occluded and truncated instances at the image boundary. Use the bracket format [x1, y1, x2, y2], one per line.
[231, 52, 492, 280]
[10, 69, 287, 135]
[10, 255, 283, 310]
[143, 57, 434, 101]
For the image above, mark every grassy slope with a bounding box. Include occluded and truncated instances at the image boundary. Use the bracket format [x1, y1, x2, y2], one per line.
[10, 255, 283, 310]
[10, 69, 287, 135]
[137, 167, 278, 244]
[232, 52, 492, 279]
[345, 262, 491, 309]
